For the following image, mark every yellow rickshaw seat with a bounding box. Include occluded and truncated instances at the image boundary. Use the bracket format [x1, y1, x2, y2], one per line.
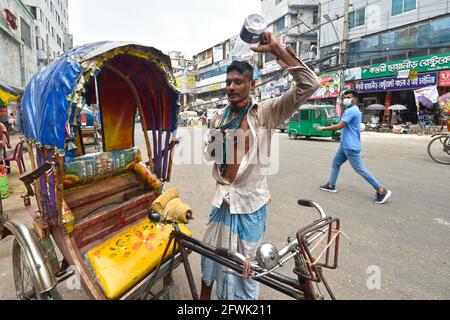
[85, 218, 192, 300]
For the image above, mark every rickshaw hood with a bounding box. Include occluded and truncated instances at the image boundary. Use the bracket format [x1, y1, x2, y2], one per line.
[22, 41, 179, 150]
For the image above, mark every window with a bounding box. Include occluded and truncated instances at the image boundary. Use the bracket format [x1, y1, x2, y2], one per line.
[313, 10, 319, 25]
[36, 37, 45, 50]
[314, 110, 322, 120]
[275, 17, 285, 33]
[265, 52, 277, 63]
[349, 8, 365, 29]
[291, 112, 299, 122]
[372, 56, 388, 64]
[20, 18, 32, 48]
[408, 50, 428, 58]
[300, 110, 309, 121]
[325, 109, 337, 119]
[198, 67, 226, 81]
[431, 16, 450, 47]
[28, 6, 37, 19]
[392, 0, 416, 16]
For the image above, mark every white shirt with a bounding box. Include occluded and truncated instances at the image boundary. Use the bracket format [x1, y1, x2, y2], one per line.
[204, 47, 320, 214]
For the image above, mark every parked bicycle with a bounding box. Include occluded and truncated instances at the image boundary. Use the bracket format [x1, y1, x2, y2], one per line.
[417, 114, 442, 136]
[427, 133, 450, 165]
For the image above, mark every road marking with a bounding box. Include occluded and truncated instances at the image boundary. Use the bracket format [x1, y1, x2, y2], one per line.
[434, 218, 450, 228]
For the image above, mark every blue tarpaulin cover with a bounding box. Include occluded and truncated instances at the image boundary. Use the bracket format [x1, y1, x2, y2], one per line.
[22, 55, 82, 149]
[21, 41, 178, 150]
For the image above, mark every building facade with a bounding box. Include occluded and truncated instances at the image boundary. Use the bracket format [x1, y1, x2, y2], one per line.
[0, 0, 38, 125]
[0, 0, 38, 89]
[319, 0, 450, 123]
[24, 0, 72, 69]
[192, 37, 234, 111]
[260, 0, 319, 100]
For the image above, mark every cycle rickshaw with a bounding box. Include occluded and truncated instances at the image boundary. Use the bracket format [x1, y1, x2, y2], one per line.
[0, 42, 192, 300]
[1, 41, 343, 300]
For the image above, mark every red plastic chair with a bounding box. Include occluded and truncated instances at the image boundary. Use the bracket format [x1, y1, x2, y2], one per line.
[5, 139, 26, 175]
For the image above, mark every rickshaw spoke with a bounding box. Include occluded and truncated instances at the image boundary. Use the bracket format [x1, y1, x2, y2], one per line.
[13, 239, 39, 300]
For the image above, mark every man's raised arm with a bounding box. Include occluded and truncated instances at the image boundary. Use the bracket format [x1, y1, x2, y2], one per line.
[251, 32, 320, 128]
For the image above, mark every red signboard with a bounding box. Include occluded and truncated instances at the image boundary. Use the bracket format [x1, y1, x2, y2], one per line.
[439, 71, 450, 86]
[4, 9, 17, 30]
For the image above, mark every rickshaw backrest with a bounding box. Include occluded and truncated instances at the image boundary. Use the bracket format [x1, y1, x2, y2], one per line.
[63, 147, 142, 190]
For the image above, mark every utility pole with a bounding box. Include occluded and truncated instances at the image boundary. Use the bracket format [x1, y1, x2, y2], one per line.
[339, 0, 350, 107]
[317, 3, 321, 61]
[341, 0, 350, 70]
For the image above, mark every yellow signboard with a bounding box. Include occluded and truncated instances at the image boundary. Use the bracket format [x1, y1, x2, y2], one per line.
[175, 75, 196, 90]
[208, 83, 222, 92]
[187, 75, 196, 89]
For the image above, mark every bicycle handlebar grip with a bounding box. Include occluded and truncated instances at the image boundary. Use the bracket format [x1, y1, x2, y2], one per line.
[216, 247, 232, 258]
[298, 199, 314, 208]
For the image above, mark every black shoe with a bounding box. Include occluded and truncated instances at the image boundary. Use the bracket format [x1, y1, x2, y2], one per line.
[374, 190, 392, 204]
[320, 183, 337, 193]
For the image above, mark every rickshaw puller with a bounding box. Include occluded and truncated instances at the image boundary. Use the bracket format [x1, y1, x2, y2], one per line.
[201, 31, 320, 300]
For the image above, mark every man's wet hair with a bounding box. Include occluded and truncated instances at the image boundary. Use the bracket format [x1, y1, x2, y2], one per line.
[227, 61, 254, 80]
[343, 89, 360, 101]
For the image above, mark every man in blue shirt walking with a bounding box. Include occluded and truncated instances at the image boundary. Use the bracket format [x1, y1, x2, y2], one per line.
[317, 90, 392, 204]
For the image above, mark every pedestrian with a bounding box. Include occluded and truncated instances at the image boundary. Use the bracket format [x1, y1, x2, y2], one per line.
[317, 90, 392, 204]
[391, 111, 401, 126]
[201, 31, 319, 300]
[0, 121, 12, 171]
[7, 113, 15, 134]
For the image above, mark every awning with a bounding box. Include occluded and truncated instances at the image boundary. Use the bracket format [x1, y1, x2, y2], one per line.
[0, 80, 20, 106]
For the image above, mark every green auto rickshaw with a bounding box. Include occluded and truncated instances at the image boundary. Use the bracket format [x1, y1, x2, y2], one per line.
[288, 104, 341, 140]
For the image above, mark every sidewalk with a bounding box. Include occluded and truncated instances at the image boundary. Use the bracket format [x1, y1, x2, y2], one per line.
[3, 133, 30, 220]
[0, 133, 32, 299]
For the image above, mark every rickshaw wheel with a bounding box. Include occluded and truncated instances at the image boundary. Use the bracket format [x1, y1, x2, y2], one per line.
[289, 133, 297, 140]
[12, 239, 52, 300]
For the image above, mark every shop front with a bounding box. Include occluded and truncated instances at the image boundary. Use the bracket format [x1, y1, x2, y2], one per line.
[348, 53, 450, 124]
[353, 72, 438, 123]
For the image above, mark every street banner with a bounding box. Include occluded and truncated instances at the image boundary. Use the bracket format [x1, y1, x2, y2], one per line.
[361, 53, 450, 79]
[213, 46, 223, 63]
[310, 72, 341, 99]
[354, 72, 437, 93]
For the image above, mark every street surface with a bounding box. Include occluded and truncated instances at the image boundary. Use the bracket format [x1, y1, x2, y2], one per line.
[1, 128, 449, 300]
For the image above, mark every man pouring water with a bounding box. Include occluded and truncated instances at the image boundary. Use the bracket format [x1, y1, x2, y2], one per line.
[201, 15, 320, 300]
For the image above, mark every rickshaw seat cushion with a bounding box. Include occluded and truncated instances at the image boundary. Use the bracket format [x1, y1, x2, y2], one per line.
[85, 218, 192, 300]
[64, 147, 142, 189]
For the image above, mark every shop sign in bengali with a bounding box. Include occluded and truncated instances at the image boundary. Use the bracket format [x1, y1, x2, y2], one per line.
[439, 70, 450, 86]
[361, 53, 450, 79]
[354, 73, 437, 93]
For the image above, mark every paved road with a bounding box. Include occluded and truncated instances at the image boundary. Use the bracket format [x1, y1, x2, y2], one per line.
[1, 129, 449, 300]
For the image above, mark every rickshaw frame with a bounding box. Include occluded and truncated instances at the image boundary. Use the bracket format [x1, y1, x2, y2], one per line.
[1, 42, 187, 300]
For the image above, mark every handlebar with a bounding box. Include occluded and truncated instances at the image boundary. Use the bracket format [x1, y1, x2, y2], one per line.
[218, 199, 330, 275]
[297, 199, 327, 220]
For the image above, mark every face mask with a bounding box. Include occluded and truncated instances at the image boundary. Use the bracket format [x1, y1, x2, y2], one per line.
[343, 98, 353, 107]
